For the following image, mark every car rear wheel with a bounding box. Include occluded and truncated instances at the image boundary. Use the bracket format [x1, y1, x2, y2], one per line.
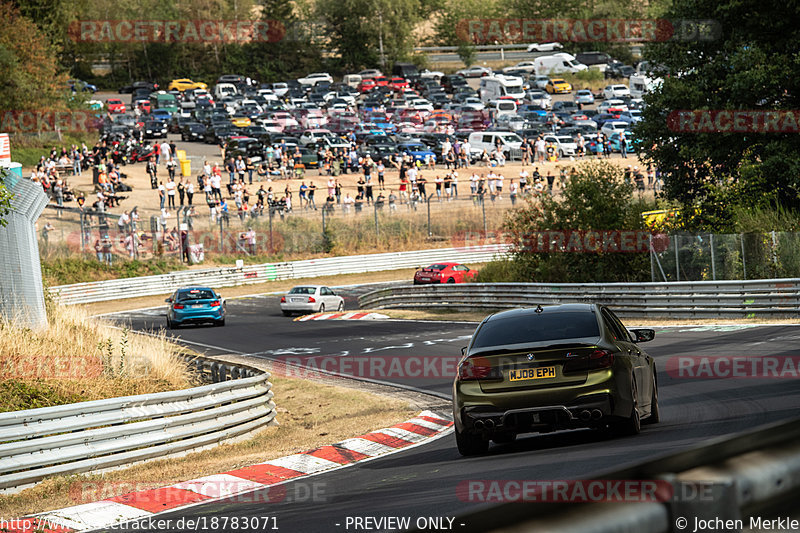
[215, 318, 225, 327]
[455, 427, 489, 456]
[615, 379, 641, 436]
[282, 310, 293, 317]
[446, 278, 456, 283]
[643, 374, 660, 425]
[318, 303, 325, 313]
[166, 317, 175, 329]
[337, 301, 345, 312]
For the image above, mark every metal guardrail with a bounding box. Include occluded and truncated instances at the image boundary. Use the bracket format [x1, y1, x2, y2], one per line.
[0, 356, 276, 493]
[442, 416, 800, 533]
[359, 279, 800, 318]
[50, 245, 510, 305]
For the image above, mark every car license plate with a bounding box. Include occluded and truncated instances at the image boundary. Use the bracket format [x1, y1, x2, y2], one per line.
[191, 304, 204, 309]
[291, 297, 304, 302]
[508, 366, 556, 382]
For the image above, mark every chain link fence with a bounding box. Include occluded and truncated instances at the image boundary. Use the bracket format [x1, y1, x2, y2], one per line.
[651, 232, 800, 281]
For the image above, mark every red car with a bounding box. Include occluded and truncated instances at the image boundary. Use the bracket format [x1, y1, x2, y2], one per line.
[373, 76, 390, 87]
[106, 98, 126, 113]
[413, 263, 478, 284]
[136, 100, 151, 113]
[358, 79, 377, 93]
[390, 77, 409, 90]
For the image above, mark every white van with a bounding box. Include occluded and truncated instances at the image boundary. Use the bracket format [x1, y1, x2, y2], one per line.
[343, 74, 362, 88]
[534, 53, 588, 75]
[468, 131, 523, 160]
[214, 83, 238, 100]
[629, 74, 662, 99]
[488, 100, 518, 117]
[479, 75, 525, 103]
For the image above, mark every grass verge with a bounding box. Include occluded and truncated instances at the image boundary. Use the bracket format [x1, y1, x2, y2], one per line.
[0, 305, 192, 412]
[0, 374, 415, 517]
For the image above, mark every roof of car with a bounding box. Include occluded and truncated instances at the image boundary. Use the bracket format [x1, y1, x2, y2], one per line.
[487, 303, 597, 321]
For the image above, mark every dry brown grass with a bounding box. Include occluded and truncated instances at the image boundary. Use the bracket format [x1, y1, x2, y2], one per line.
[0, 374, 416, 518]
[0, 305, 193, 412]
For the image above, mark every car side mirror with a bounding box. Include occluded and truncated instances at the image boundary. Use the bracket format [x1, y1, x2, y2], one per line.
[461, 346, 467, 356]
[165, 298, 172, 303]
[629, 328, 655, 343]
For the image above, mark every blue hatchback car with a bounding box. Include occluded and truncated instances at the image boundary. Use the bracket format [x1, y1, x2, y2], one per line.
[166, 287, 225, 328]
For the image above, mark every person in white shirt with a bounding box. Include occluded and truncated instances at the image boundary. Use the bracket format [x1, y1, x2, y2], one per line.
[165, 178, 176, 208]
[186, 181, 194, 206]
[342, 193, 355, 213]
[470, 173, 479, 197]
[451, 171, 458, 197]
[496, 173, 504, 199]
[160, 141, 171, 165]
[509, 179, 519, 205]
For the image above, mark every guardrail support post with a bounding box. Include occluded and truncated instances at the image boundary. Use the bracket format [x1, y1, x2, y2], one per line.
[710, 233, 716, 280]
[662, 474, 740, 533]
[740, 233, 747, 279]
[674, 235, 680, 281]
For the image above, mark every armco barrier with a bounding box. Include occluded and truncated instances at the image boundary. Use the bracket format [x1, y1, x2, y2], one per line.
[435, 416, 800, 533]
[358, 279, 800, 318]
[0, 355, 275, 493]
[50, 245, 510, 305]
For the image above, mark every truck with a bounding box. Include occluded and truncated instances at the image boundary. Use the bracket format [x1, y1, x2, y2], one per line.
[534, 53, 588, 75]
[479, 75, 525, 104]
[629, 75, 662, 98]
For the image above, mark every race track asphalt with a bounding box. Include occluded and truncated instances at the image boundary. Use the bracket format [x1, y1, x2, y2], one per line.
[99, 287, 800, 533]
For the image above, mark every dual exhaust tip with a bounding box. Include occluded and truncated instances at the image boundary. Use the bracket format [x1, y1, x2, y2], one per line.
[579, 409, 603, 421]
[474, 409, 602, 429]
[474, 418, 496, 430]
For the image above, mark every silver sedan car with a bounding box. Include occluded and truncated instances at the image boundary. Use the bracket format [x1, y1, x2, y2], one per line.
[280, 285, 345, 316]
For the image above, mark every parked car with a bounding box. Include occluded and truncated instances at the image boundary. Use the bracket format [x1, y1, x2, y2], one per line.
[297, 73, 334, 86]
[165, 287, 225, 328]
[603, 84, 631, 99]
[452, 303, 659, 455]
[457, 66, 493, 78]
[414, 263, 478, 284]
[280, 285, 345, 316]
[526, 42, 563, 52]
[545, 78, 572, 94]
[180, 122, 207, 142]
[168, 78, 208, 92]
[574, 89, 595, 105]
[106, 99, 126, 113]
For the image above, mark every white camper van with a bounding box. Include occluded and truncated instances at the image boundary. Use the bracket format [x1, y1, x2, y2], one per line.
[479, 75, 526, 103]
[629, 75, 662, 98]
[534, 53, 588, 75]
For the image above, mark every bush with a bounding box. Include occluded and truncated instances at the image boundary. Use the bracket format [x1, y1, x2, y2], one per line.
[496, 161, 656, 283]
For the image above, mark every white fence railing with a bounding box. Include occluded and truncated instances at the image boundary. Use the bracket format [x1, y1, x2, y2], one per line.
[359, 279, 800, 318]
[50, 245, 510, 305]
[0, 356, 275, 493]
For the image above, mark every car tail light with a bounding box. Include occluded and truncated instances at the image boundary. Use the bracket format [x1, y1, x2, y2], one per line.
[308, 296, 316, 303]
[173, 304, 184, 310]
[210, 300, 220, 307]
[457, 356, 501, 381]
[588, 349, 614, 369]
[280, 296, 286, 303]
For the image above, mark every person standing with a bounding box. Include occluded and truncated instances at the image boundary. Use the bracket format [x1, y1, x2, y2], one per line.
[246, 157, 255, 184]
[308, 182, 317, 210]
[177, 178, 186, 207]
[620, 132, 628, 159]
[160, 140, 171, 166]
[377, 160, 385, 190]
[166, 157, 177, 181]
[166, 178, 177, 208]
[158, 181, 166, 209]
[186, 179, 194, 206]
[147, 156, 158, 189]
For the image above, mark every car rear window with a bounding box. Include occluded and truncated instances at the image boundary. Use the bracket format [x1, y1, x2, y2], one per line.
[177, 289, 215, 301]
[289, 286, 317, 294]
[471, 311, 600, 348]
[426, 264, 448, 270]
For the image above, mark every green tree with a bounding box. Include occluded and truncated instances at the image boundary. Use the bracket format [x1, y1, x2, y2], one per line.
[494, 161, 653, 282]
[0, 1, 68, 111]
[636, 0, 800, 224]
[316, 0, 421, 71]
